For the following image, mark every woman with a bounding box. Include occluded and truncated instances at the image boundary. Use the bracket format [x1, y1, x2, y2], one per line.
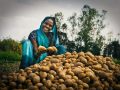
[20, 16, 66, 69]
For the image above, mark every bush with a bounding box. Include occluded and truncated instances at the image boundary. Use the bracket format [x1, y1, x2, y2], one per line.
[0, 38, 22, 55]
[113, 58, 120, 64]
[0, 51, 21, 61]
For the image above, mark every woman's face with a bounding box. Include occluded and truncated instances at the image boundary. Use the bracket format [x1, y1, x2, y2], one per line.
[42, 19, 53, 33]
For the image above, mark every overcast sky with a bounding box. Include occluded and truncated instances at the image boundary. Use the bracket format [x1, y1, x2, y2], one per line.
[0, 0, 120, 41]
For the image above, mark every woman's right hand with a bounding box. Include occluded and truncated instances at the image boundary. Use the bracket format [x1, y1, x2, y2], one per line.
[35, 46, 47, 59]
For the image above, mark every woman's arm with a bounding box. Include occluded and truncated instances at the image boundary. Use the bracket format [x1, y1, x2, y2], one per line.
[28, 30, 41, 59]
[31, 38, 42, 59]
[31, 39, 38, 53]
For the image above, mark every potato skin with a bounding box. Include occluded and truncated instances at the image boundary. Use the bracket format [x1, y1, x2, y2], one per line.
[38, 46, 47, 52]
[0, 51, 119, 90]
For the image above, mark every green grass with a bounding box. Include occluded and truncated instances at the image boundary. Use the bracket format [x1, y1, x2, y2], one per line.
[0, 51, 21, 61]
[0, 51, 21, 75]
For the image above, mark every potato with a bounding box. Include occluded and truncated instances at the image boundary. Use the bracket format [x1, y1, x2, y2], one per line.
[65, 52, 71, 56]
[45, 80, 52, 88]
[49, 70, 57, 76]
[79, 56, 87, 64]
[1, 75, 8, 80]
[0, 87, 8, 90]
[78, 52, 85, 57]
[40, 66, 50, 72]
[92, 64, 102, 70]
[58, 84, 66, 90]
[50, 87, 56, 90]
[72, 67, 83, 75]
[52, 46, 58, 52]
[28, 85, 39, 90]
[9, 82, 16, 88]
[66, 70, 74, 76]
[17, 75, 26, 83]
[78, 72, 86, 79]
[67, 87, 74, 90]
[39, 71, 47, 78]
[47, 46, 57, 53]
[85, 52, 94, 59]
[1, 51, 120, 89]
[47, 74, 54, 81]
[92, 80, 101, 87]
[18, 84, 23, 89]
[65, 79, 74, 86]
[35, 83, 43, 88]
[59, 71, 66, 79]
[50, 58, 59, 63]
[58, 79, 64, 84]
[38, 46, 47, 52]
[82, 82, 89, 89]
[32, 75, 40, 84]
[50, 63, 57, 70]
[29, 73, 36, 79]
[113, 84, 120, 90]
[40, 86, 49, 90]
[82, 77, 90, 83]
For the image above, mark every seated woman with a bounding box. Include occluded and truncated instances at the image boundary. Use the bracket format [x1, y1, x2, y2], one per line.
[19, 16, 66, 69]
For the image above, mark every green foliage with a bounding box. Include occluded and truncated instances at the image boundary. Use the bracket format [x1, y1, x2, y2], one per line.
[88, 42, 101, 55]
[0, 51, 21, 61]
[0, 38, 21, 61]
[113, 58, 120, 64]
[67, 13, 77, 31]
[0, 38, 22, 55]
[66, 41, 76, 52]
[62, 23, 67, 31]
[54, 6, 107, 54]
[104, 41, 120, 59]
[54, 12, 64, 31]
[75, 5, 107, 54]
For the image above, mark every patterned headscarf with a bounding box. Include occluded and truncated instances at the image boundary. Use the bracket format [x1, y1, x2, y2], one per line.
[36, 16, 59, 48]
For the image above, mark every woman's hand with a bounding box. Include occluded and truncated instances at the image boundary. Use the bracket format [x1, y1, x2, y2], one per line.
[35, 46, 47, 59]
[47, 46, 57, 55]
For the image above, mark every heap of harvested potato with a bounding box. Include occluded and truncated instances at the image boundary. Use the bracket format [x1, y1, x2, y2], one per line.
[0, 51, 120, 90]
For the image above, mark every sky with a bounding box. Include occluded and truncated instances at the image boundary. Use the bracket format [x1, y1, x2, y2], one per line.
[0, 0, 120, 41]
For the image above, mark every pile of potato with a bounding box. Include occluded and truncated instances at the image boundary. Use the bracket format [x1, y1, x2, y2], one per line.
[0, 51, 120, 90]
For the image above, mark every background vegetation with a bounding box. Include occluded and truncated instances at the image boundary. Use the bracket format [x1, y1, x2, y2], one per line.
[54, 5, 120, 60]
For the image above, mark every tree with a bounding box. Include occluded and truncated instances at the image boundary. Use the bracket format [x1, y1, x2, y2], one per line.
[62, 23, 67, 33]
[0, 38, 22, 55]
[54, 12, 64, 31]
[104, 41, 120, 59]
[67, 13, 77, 41]
[76, 5, 107, 54]
[54, 12, 70, 51]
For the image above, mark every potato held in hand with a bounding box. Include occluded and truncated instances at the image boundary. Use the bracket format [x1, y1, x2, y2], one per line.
[38, 46, 47, 53]
[47, 46, 57, 55]
[48, 46, 57, 52]
[52, 46, 58, 52]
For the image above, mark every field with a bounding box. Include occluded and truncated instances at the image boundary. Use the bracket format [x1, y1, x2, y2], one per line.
[0, 60, 20, 75]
